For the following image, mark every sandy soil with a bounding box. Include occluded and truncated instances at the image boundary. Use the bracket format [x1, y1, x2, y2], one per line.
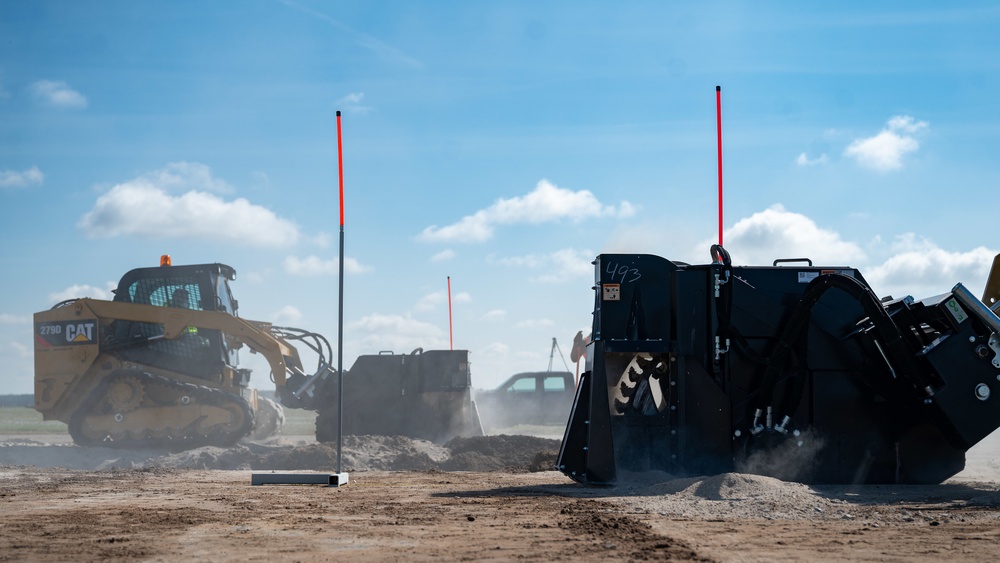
[3, 432, 1000, 562]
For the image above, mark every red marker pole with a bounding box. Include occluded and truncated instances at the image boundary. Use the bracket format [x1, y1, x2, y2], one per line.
[335, 110, 345, 475]
[447, 276, 454, 350]
[716, 85, 724, 246]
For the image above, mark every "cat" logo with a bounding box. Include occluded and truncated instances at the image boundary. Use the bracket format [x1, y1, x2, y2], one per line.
[65, 322, 95, 343]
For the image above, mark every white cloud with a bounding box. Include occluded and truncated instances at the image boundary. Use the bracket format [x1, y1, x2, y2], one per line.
[537, 248, 596, 283]
[29, 80, 88, 109]
[481, 309, 506, 322]
[337, 92, 373, 115]
[605, 205, 995, 318]
[419, 179, 634, 243]
[244, 271, 265, 284]
[495, 247, 595, 283]
[431, 249, 455, 262]
[145, 162, 235, 194]
[716, 204, 866, 266]
[479, 342, 509, 360]
[78, 164, 300, 247]
[270, 305, 303, 325]
[312, 232, 333, 248]
[795, 153, 828, 167]
[844, 115, 928, 171]
[48, 283, 114, 304]
[250, 171, 271, 191]
[708, 206, 996, 304]
[347, 313, 447, 352]
[514, 318, 554, 329]
[0, 166, 44, 189]
[9, 341, 31, 358]
[864, 235, 996, 299]
[0, 313, 29, 324]
[414, 292, 445, 313]
[414, 290, 471, 313]
[283, 255, 373, 275]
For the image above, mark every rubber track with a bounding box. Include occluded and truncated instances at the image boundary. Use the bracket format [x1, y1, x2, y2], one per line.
[68, 370, 255, 450]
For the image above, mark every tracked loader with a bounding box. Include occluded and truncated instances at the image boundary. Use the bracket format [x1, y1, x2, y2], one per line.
[33, 257, 481, 449]
[558, 246, 1000, 485]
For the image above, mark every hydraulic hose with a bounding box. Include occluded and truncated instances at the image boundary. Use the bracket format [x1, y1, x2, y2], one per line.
[757, 273, 933, 417]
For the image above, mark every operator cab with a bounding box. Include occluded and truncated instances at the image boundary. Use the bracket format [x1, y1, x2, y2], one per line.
[109, 261, 242, 382]
[113, 262, 239, 315]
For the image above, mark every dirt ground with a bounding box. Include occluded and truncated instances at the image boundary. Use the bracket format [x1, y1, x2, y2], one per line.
[3, 432, 1000, 562]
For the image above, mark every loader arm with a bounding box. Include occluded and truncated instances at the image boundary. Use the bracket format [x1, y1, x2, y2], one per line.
[79, 298, 302, 387]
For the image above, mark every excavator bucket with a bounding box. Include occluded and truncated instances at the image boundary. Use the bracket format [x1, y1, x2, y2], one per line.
[557, 249, 1000, 485]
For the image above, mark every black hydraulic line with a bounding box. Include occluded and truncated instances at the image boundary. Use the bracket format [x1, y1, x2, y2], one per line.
[272, 326, 334, 369]
[727, 328, 770, 365]
[710, 244, 732, 266]
[756, 273, 934, 414]
[711, 245, 734, 367]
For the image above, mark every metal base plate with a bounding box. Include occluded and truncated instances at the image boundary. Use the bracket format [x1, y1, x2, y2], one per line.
[251, 472, 349, 487]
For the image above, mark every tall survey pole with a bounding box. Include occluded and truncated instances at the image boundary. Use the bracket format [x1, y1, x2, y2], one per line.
[336, 110, 346, 475]
[716, 85, 724, 246]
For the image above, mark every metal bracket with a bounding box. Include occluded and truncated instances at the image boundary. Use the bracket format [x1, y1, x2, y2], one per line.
[713, 271, 730, 298]
[714, 336, 730, 361]
[989, 333, 1000, 369]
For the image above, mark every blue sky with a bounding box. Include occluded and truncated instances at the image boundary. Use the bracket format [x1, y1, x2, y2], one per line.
[2, 1, 999, 395]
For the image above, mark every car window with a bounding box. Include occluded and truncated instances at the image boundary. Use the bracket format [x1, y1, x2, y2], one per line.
[507, 378, 536, 393]
[543, 376, 565, 392]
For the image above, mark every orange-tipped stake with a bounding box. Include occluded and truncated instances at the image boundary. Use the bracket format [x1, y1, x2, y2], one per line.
[716, 85, 724, 247]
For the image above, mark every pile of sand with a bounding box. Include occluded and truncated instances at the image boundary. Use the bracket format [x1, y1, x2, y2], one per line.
[569, 470, 1000, 523]
[0, 434, 562, 473]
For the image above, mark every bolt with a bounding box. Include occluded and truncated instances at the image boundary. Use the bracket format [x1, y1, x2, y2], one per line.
[976, 383, 991, 401]
[970, 336, 977, 343]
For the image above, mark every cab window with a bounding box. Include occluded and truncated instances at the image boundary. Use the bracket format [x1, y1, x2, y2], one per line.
[543, 376, 565, 392]
[507, 377, 537, 393]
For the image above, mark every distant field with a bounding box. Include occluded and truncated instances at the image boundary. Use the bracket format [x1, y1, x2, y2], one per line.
[0, 406, 317, 437]
[0, 407, 69, 434]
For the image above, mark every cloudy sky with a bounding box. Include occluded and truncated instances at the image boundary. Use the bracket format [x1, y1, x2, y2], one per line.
[2, 1, 999, 395]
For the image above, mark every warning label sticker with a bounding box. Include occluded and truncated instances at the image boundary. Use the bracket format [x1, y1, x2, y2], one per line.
[797, 272, 819, 283]
[799, 270, 856, 283]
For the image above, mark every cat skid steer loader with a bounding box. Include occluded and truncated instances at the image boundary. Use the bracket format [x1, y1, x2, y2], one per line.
[33, 257, 481, 450]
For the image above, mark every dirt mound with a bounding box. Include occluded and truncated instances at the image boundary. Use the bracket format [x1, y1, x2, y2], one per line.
[0, 434, 561, 473]
[442, 434, 561, 472]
